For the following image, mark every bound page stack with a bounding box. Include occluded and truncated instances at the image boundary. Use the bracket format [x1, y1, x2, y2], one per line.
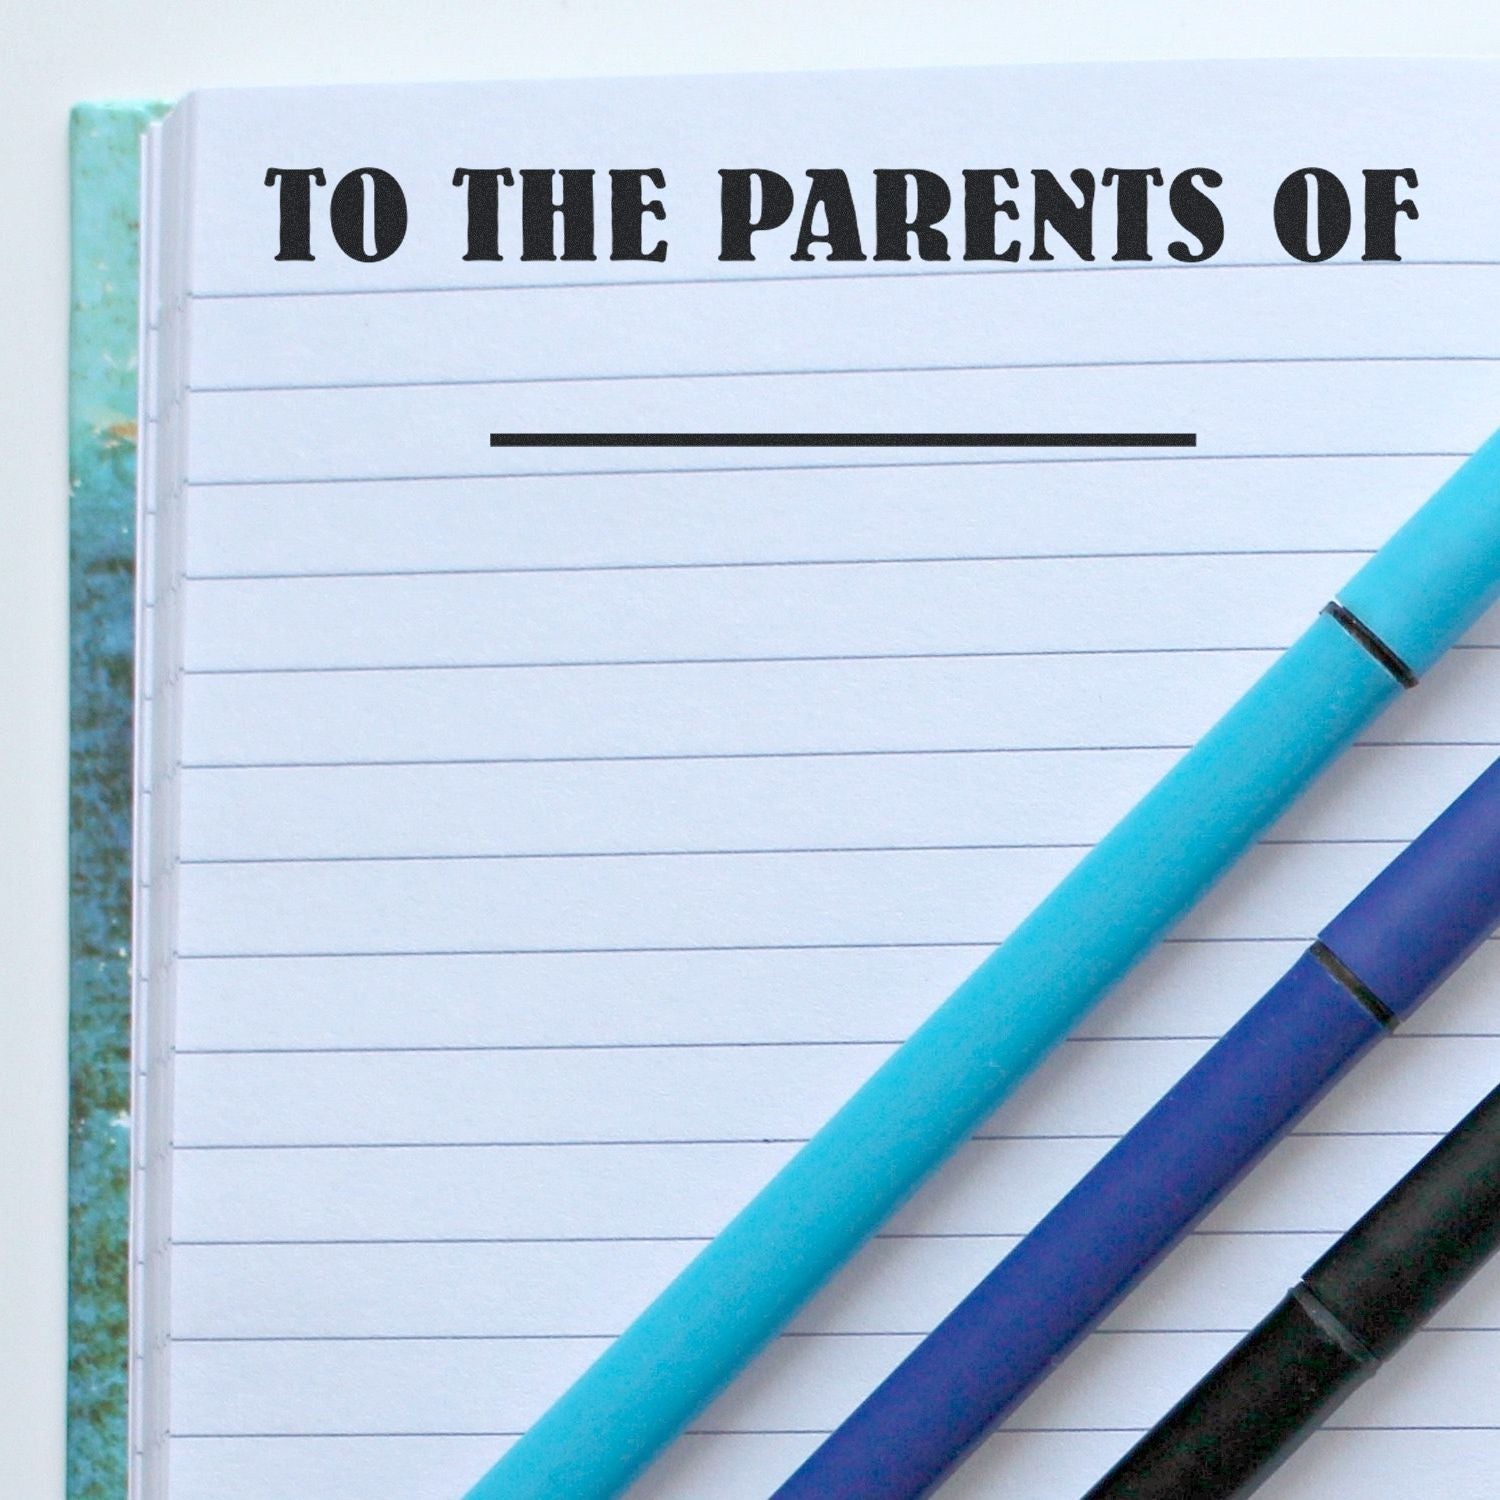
[130, 60, 1500, 1499]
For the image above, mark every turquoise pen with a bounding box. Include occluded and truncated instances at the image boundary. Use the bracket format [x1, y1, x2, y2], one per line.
[465, 433, 1500, 1500]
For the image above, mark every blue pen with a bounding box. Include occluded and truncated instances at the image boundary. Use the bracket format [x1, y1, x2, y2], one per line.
[465, 434, 1500, 1500]
[774, 755, 1500, 1500]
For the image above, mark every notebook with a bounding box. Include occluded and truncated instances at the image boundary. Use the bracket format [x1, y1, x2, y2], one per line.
[71, 58, 1500, 1500]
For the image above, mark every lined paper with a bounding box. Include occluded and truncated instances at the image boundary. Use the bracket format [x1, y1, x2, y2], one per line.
[136, 62, 1500, 1500]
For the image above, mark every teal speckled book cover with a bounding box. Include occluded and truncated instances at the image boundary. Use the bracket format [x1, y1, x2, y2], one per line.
[69, 99, 169, 1500]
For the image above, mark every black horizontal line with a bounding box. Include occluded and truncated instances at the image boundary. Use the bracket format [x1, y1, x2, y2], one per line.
[171, 1234, 733, 1248]
[186, 450, 1464, 488]
[169, 1430, 532, 1440]
[490, 432, 1198, 449]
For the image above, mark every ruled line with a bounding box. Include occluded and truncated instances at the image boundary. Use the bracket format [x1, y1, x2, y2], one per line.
[174, 934, 1500, 960]
[175, 739, 1495, 773]
[181, 545, 1374, 584]
[189, 353, 1500, 398]
[171, 841, 1098, 867]
[166, 1325, 1500, 1346]
[173, 835, 1412, 868]
[163, 1424, 1500, 1439]
[174, 641, 1500, 679]
[165, 1228, 1354, 1249]
[188, 255, 1500, 302]
[170, 643, 1379, 678]
[169, 1128, 1453, 1153]
[185, 450, 1468, 489]
[169, 1032, 1484, 1057]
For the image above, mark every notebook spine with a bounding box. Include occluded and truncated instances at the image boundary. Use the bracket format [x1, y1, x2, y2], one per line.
[128, 94, 196, 1500]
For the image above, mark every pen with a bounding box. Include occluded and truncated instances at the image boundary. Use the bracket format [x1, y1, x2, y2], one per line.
[772, 752, 1500, 1499]
[1082, 1076, 1500, 1499]
[465, 435, 1500, 1500]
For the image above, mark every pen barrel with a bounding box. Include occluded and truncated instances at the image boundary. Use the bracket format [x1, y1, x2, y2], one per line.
[1339, 425, 1500, 675]
[772, 954, 1385, 1500]
[1086, 1082, 1500, 1500]
[1307, 1080, 1500, 1357]
[1319, 756, 1500, 1016]
[1081, 1289, 1376, 1500]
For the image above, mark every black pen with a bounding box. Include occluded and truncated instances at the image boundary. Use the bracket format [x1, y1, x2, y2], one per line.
[1082, 1079, 1500, 1500]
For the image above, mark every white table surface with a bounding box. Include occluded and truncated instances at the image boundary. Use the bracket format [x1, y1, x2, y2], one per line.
[6, 1, 1498, 1492]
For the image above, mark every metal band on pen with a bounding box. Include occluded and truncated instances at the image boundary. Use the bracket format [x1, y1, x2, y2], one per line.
[1322, 600, 1419, 689]
[1308, 940, 1399, 1030]
[1290, 1282, 1381, 1370]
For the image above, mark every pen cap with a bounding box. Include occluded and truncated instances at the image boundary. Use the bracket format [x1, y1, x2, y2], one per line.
[1306, 1080, 1500, 1359]
[1339, 428, 1500, 678]
[1318, 755, 1500, 1017]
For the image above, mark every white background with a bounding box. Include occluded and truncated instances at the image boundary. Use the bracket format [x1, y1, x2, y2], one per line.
[7, 2, 1500, 1494]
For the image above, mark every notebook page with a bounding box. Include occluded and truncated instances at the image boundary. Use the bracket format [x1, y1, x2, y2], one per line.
[143, 62, 1500, 1499]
